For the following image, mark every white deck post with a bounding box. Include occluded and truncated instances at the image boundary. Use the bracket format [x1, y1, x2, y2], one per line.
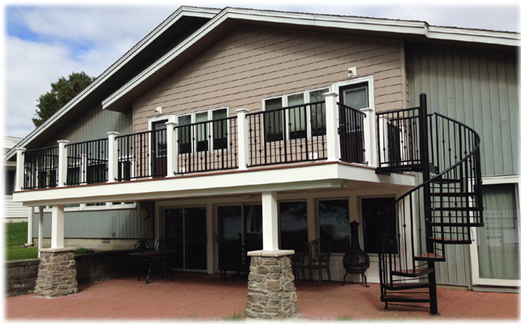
[107, 131, 120, 183]
[166, 121, 178, 177]
[360, 108, 376, 167]
[51, 205, 65, 249]
[236, 109, 250, 171]
[26, 207, 34, 246]
[15, 148, 26, 191]
[38, 206, 44, 257]
[57, 140, 69, 187]
[324, 92, 340, 162]
[262, 191, 279, 251]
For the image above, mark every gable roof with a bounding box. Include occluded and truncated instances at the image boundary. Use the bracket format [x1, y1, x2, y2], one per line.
[7, 6, 519, 160]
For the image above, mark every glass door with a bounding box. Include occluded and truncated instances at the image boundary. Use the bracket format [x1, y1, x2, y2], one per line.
[470, 183, 520, 286]
[165, 207, 207, 271]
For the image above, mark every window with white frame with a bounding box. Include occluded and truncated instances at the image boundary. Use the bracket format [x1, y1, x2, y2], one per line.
[263, 88, 329, 142]
[177, 107, 229, 154]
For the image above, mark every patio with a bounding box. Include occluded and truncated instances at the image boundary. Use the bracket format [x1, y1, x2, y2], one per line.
[5, 272, 519, 321]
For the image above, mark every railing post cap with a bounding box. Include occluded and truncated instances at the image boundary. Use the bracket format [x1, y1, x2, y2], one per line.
[57, 139, 69, 144]
[323, 92, 338, 98]
[15, 147, 26, 152]
[236, 108, 250, 113]
[165, 121, 178, 126]
[107, 131, 120, 136]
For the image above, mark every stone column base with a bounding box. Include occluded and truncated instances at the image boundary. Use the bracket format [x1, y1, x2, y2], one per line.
[34, 248, 78, 298]
[246, 250, 298, 319]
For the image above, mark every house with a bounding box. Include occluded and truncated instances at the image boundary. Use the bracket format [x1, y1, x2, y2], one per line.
[7, 6, 519, 317]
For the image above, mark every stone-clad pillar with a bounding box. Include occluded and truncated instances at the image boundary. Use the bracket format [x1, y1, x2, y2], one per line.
[245, 250, 297, 319]
[34, 248, 78, 298]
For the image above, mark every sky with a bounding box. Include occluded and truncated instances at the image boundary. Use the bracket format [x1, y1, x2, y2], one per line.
[1, 0, 520, 140]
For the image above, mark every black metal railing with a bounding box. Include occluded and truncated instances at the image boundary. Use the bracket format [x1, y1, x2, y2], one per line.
[376, 107, 421, 170]
[247, 102, 327, 167]
[338, 103, 366, 163]
[22, 146, 59, 189]
[176, 117, 238, 174]
[116, 129, 167, 181]
[65, 139, 108, 185]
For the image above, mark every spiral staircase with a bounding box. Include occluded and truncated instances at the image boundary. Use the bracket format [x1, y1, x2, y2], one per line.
[375, 94, 484, 315]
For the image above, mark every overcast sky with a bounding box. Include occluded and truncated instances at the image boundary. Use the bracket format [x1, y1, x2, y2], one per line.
[1, 0, 519, 139]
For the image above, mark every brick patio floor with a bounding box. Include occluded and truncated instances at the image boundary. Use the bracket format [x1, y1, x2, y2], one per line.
[5, 272, 519, 321]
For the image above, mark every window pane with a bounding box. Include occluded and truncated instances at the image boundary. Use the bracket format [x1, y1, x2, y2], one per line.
[362, 197, 396, 254]
[343, 86, 368, 110]
[280, 202, 307, 251]
[245, 205, 263, 251]
[288, 94, 306, 138]
[310, 89, 328, 136]
[213, 109, 228, 150]
[195, 112, 208, 151]
[265, 98, 283, 141]
[178, 115, 192, 154]
[478, 184, 519, 280]
[318, 199, 350, 253]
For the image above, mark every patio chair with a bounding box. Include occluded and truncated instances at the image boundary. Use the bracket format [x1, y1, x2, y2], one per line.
[300, 239, 332, 286]
[282, 239, 307, 284]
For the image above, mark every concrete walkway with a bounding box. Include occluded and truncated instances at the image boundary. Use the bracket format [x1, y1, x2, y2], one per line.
[5, 272, 519, 321]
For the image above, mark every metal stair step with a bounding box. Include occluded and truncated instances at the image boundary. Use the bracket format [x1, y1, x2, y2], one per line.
[430, 191, 476, 197]
[382, 282, 432, 291]
[428, 237, 472, 244]
[381, 293, 431, 303]
[391, 267, 433, 277]
[414, 252, 445, 262]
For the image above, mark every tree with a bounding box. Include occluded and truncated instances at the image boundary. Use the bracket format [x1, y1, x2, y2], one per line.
[32, 72, 95, 127]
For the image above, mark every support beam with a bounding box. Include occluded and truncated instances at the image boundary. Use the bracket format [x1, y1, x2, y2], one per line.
[26, 207, 34, 246]
[262, 191, 278, 251]
[15, 148, 26, 191]
[166, 121, 178, 177]
[236, 108, 250, 171]
[107, 131, 120, 183]
[51, 205, 65, 249]
[38, 207, 44, 258]
[57, 140, 69, 188]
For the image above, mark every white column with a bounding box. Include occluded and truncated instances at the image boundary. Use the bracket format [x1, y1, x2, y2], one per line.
[15, 148, 26, 191]
[51, 205, 65, 249]
[166, 121, 178, 177]
[57, 140, 69, 188]
[262, 191, 279, 251]
[360, 108, 376, 167]
[26, 207, 34, 245]
[107, 131, 120, 183]
[38, 206, 44, 258]
[324, 92, 340, 162]
[236, 108, 250, 171]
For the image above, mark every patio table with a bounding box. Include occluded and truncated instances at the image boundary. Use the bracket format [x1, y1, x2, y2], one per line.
[129, 250, 177, 284]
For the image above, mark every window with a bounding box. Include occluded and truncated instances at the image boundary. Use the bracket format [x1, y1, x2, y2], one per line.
[341, 83, 369, 110]
[362, 197, 396, 254]
[280, 201, 308, 251]
[177, 108, 229, 153]
[263, 88, 328, 142]
[318, 199, 350, 253]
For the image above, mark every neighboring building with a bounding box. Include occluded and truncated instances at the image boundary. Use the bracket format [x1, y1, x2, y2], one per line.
[6, 6, 519, 315]
[4, 136, 28, 223]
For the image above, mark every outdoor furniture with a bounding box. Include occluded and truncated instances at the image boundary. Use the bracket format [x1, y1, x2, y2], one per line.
[219, 240, 250, 281]
[300, 239, 332, 286]
[130, 239, 176, 284]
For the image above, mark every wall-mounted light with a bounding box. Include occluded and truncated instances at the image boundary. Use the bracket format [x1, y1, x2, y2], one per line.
[155, 107, 162, 115]
[348, 67, 357, 78]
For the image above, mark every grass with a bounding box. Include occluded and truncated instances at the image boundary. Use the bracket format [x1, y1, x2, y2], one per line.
[5, 222, 95, 261]
[5, 222, 38, 261]
[337, 313, 354, 320]
[222, 311, 246, 320]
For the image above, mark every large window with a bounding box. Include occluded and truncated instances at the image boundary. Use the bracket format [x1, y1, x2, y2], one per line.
[318, 199, 350, 253]
[263, 88, 328, 142]
[177, 108, 229, 154]
[280, 201, 308, 252]
[362, 197, 396, 254]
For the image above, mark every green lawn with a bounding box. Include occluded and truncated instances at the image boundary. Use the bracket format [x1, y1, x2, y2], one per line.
[5, 222, 38, 260]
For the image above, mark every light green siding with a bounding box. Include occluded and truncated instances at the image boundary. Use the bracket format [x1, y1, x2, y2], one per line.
[406, 44, 518, 177]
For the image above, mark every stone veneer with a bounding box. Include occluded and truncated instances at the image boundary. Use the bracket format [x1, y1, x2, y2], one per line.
[246, 250, 298, 319]
[34, 248, 78, 298]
